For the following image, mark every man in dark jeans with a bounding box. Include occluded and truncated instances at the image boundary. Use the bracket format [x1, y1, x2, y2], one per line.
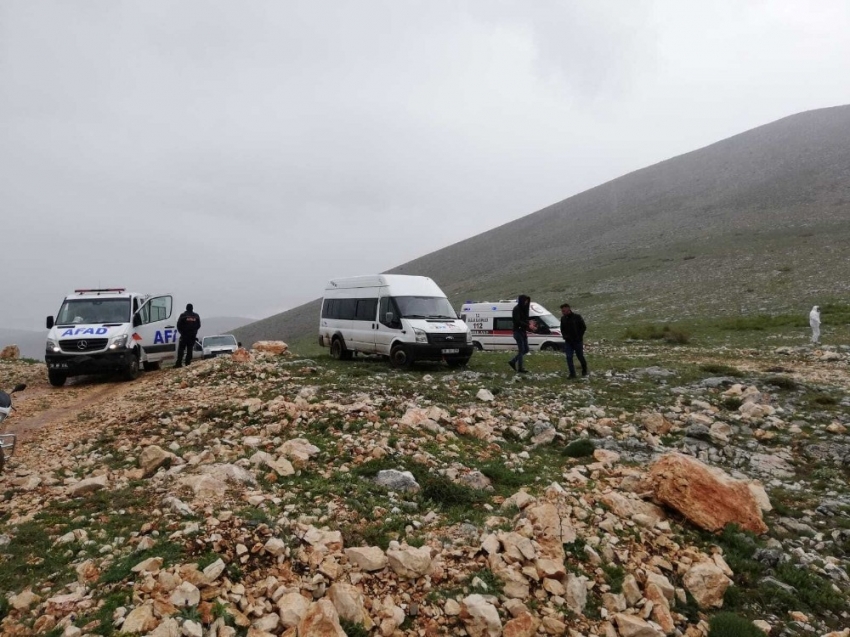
[175, 303, 201, 368]
[508, 295, 531, 373]
[560, 303, 587, 378]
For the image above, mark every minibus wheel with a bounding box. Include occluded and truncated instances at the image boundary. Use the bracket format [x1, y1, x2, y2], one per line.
[48, 371, 67, 387]
[390, 344, 412, 368]
[330, 337, 353, 361]
[473, 342, 483, 351]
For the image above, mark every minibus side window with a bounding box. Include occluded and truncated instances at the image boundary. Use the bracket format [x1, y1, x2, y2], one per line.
[355, 298, 378, 321]
[379, 297, 402, 329]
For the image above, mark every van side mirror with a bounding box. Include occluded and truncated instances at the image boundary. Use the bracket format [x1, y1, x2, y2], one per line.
[46, 316, 54, 329]
[385, 312, 395, 324]
[133, 314, 142, 327]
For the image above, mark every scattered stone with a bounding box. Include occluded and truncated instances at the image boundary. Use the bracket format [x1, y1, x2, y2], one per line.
[345, 546, 388, 572]
[374, 469, 420, 492]
[683, 561, 731, 608]
[460, 594, 502, 637]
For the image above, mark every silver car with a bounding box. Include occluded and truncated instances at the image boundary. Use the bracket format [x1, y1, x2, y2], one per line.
[201, 334, 239, 359]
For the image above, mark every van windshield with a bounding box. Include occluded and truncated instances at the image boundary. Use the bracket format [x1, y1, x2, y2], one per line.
[535, 313, 560, 328]
[56, 298, 131, 325]
[394, 296, 457, 319]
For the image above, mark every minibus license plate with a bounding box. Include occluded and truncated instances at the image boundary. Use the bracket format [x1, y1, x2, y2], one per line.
[49, 362, 69, 369]
[442, 348, 460, 354]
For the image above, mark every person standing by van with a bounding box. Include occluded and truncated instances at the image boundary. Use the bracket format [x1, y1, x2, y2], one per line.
[560, 303, 588, 378]
[508, 295, 531, 373]
[175, 303, 201, 368]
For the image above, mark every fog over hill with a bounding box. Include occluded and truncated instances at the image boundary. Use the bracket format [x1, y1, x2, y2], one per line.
[234, 105, 850, 346]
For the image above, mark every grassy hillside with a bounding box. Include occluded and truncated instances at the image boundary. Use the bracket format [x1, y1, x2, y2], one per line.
[234, 105, 850, 347]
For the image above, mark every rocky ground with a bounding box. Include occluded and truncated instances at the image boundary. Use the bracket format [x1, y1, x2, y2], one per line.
[0, 338, 848, 637]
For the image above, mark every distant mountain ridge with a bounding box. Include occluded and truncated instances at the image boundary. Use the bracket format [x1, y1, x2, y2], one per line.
[233, 105, 850, 346]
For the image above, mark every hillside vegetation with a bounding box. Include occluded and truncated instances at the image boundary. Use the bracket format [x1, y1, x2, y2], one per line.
[234, 105, 850, 347]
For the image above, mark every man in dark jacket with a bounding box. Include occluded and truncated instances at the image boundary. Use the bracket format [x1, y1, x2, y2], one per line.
[175, 303, 201, 368]
[560, 303, 587, 378]
[508, 294, 531, 373]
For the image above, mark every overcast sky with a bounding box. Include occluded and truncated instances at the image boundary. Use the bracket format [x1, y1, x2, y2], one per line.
[2, 1, 850, 331]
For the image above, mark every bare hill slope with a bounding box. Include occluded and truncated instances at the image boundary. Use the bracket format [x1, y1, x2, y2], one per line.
[234, 105, 850, 346]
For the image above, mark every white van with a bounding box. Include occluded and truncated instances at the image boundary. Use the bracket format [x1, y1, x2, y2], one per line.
[45, 288, 177, 386]
[319, 275, 473, 368]
[459, 300, 563, 352]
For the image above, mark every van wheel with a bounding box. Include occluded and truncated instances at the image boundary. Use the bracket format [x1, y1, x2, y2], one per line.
[541, 342, 561, 352]
[390, 344, 412, 368]
[473, 341, 483, 351]
[446, 357, 470, 369]
[124, 353, 141, 381]
[330, 338, 353, 361]
[48, 371, 67, 387]
[143, 361, 161, 372]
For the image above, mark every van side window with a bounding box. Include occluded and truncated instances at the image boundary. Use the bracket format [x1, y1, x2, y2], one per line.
[355, 298, 378, 321]
[337, 299, 357, 320]
[322, 299, 335, 319]
[493, 317, 513, 331]
[379, 297, 402, 328]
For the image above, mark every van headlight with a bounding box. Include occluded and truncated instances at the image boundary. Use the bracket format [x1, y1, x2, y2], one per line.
[109, 335, 128, 350]
[413, 328, 428, 344]
[46, 339, 60, 353]
[466, 331, 472, 343]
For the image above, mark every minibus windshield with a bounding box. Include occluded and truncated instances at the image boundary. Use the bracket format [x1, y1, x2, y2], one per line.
[394, 296, 457, 319]
[536, 313, 560, 328]
[56, 298, 131, 325]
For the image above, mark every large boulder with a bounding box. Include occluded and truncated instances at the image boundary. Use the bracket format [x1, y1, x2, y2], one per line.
[386, 544, 432, 579]
[297, 599, 346, 637]
[0, 345, 20, 359]
[252, 340, 288, 355]
[682, 562, 731, 608]
[345, 546, 388, 572]
[648, 453, 768, 534]
[460, 594, 502, 637]
[139, 445, 175, 477]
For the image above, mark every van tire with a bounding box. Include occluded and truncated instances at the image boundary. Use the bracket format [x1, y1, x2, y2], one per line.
[541, 342, 561, 352]
[390, 344, 412, 368]
[143, 361, 160, 372]
[124, 353, 141, 381]
[330, 337, 353, 361]
[473, 341, 483, 351]
[48, 371, 67, 387]
[446, 357, 470, 369]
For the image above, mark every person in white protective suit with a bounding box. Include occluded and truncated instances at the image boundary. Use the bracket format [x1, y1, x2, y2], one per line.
[809, 305, 821, 344]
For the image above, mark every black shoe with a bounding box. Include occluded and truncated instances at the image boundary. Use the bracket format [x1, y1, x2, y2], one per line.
[508, 360, 517, 371]
[582, 371, 588, 377]
[174, 363, 182, 369]
[568, 374, 577, 379]
[518, 368, 529, 374]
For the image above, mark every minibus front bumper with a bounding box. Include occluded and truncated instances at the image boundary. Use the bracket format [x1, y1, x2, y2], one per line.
[408, 343, 474, 362]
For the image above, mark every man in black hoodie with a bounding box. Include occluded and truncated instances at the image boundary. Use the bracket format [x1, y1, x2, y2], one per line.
[560, 303, 587, 378]
[508, 295, 531, 373]
[175, 303, 201, 368]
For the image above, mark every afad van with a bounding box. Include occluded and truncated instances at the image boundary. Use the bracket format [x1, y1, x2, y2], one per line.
[318, 275, 473, 368]
[459, 300, 563, 352]
[45, 288, 178, 386]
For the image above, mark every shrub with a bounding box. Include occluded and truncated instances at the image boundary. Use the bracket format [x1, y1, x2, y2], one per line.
[563, 439, 595, 458]
[764, 375, 798, 391]
[623, 324, 690, 344]
[340, 620, 370, 637]
[420, 474, 487, 508]
[480, 461, 528, 489]
[700, 363, 744, 377]
[708, 612, 764, 637]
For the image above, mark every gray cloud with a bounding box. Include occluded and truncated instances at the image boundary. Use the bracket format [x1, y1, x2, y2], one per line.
[2, 0, 850, 329]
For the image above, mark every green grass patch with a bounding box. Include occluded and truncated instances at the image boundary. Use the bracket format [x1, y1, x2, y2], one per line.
[764, 375, 798, 391]
[708, 612, 764, 637]
[699, 363, 744, 377]
[623, 324, 690, 344]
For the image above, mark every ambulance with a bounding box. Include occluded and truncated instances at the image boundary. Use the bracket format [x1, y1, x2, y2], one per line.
[319, 275, 473, 368]
[44, 288, 178, 386]
[459, 300, 564, 352]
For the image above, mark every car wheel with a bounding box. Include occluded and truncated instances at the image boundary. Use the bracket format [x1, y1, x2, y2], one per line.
[142, 361, 160, 372]
[48, 371, 67, 387]
[390, 344, 412, 368]
[473, 341, 483, 351]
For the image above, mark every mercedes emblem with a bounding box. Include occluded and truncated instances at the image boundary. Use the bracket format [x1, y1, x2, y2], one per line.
[77, 340, 88, 350]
